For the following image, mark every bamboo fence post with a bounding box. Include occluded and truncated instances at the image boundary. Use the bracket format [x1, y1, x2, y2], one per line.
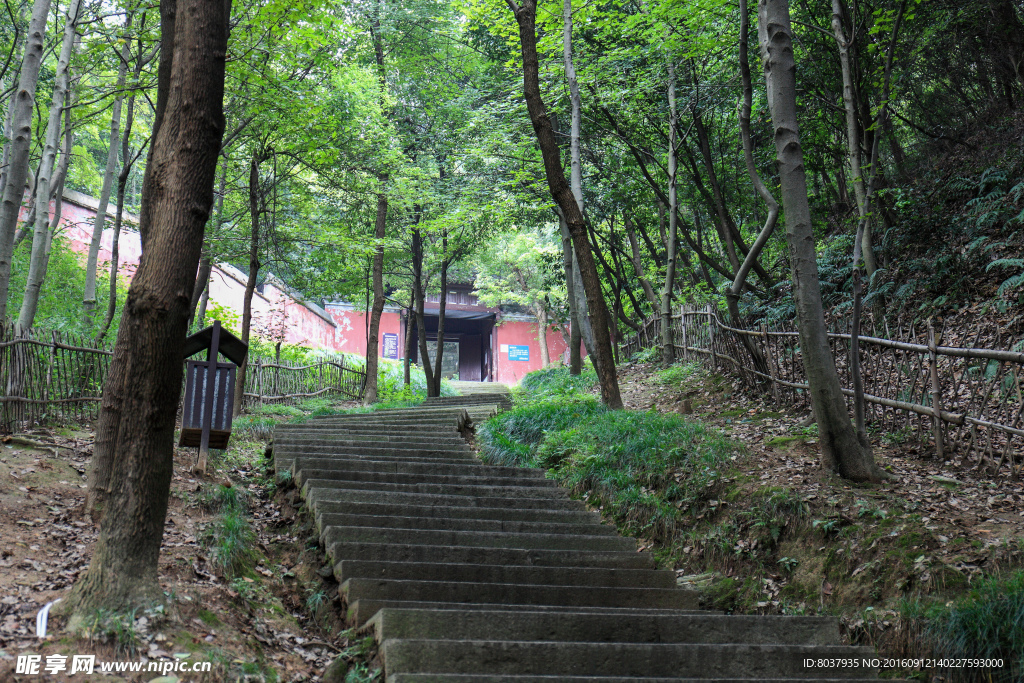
[680, 306, 688, 361]
[928, 319, 945, 460]
[707, 305, 718, 373]
[762, 323, 779, 402]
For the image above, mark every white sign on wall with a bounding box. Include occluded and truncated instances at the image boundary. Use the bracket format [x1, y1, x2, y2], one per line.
[500, 344, 509, 353]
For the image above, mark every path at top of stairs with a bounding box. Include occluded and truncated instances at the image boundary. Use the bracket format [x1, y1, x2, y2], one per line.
[273, 391, 902, 682]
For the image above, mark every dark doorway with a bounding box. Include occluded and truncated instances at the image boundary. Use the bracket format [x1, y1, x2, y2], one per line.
[407, 309, 494, 381]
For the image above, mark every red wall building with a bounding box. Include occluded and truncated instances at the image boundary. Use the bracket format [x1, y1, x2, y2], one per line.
[49, 191, 582, 384]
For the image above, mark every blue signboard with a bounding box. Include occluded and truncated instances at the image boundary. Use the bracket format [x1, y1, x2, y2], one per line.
[382, 333, 399, 359]
[508, 345, 530, 361]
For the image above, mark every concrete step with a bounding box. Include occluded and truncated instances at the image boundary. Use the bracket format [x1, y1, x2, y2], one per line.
[277, 450, 477, 474]
[337, 561, 675, 589]
[351, 602, 702, 628]
[282, 446, 477, 464]
[368, 608, 842, 645]
[307, 416, 467, 426]
[316, 513, 617, 538]
[312, 500, 600, 525]
[275, 441, 472, 458]
[274, 432, 469, 446]
[290, 458, 543, 479]
[300, 478, 573, 500]
[323, 541, 655, 571]
[319, 525, 637, 552]
[381, 641, 879, 678]
[276, 424, 462, 435]
[343, 579, 698, 612]
[293, 468, 558, 491]
[282, 456, 485, 473]
[311, 408, 469, 418]
[306, 487, 588, 512]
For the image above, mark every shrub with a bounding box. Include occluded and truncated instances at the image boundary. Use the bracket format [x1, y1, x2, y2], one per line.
[519, 366, 598, 399]
[205, 506, 259, 579]
[479, 366, 734, 543]
[925, 571, 1024, 682]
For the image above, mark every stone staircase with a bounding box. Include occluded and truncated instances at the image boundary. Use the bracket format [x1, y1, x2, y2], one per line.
[273, 389, 897, 682]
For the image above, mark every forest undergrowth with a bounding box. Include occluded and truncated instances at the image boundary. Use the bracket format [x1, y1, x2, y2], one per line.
[480, 365, 1024, 682]
[0, 395, 386, 683]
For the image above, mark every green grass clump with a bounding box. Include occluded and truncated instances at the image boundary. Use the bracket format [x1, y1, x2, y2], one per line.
[478, 396, 606, 467]
[654, 362, 701, 386]
[535, 409, 733, 540]
[481, 366, 734, 543]
[925, 571, 1024, 682]
[204, 493, 259, 579]
[519, 366, 598, 399]
[232, 414, 276, 440]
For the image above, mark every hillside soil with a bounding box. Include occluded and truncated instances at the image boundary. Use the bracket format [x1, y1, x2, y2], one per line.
[615, 358, 1023, 661]
[0, 400, 380, 683]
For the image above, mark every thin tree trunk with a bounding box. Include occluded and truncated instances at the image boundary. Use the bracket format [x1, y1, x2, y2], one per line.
[831, 0, 877, 279]
[561, 0, 604, 381]
[0, 0, 51, 322]
[412, 225, 434, 394]
[431, 239, 449, 397]
[17, 0, 81, 332]
[0, 24, 27, 197]
[189, 161, 225, 330]
[83, 15, 132, 319]
[758, 0, 884, 483]
[559, 217, 583, 373]
[624, 214, 659, 310]
[96, 52, 145, 346]
[726, 0, 778, 374]
[364, 6, 389, 404]
[66, 0, 231, 622]
[559, 213, 596, 363]
[364, 189, 387, 404]
[233, 150, 265, 421]
[514, 0, 624, 407]
[661, 58, 679, 367]
[403, 292, 414, 385]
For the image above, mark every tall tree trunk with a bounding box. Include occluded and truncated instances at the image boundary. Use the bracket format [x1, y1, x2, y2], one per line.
[0, 0, 51, 322]
[364, 6, 389, 404]
[0, 22, 27, 197]
[661, 59, 679, 367]
[561, 0, 604, 380]
[17, 0, 81, 332]
[83, 16, 132, 320]
[758, 0, 884, 483]
[831, 0, 877, 279]
[66, 0, 231, 624]
[727, 0, 778, 375]
[233, 150, 265, 420]
[512, 0, 623, 407]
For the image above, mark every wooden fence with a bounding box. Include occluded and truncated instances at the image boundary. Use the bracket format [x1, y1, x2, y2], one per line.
[622, 306, 1024, 479]
[241, 356, 366, 407]
[0, 324, 112, 433]
[1, 325, 366, 433]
